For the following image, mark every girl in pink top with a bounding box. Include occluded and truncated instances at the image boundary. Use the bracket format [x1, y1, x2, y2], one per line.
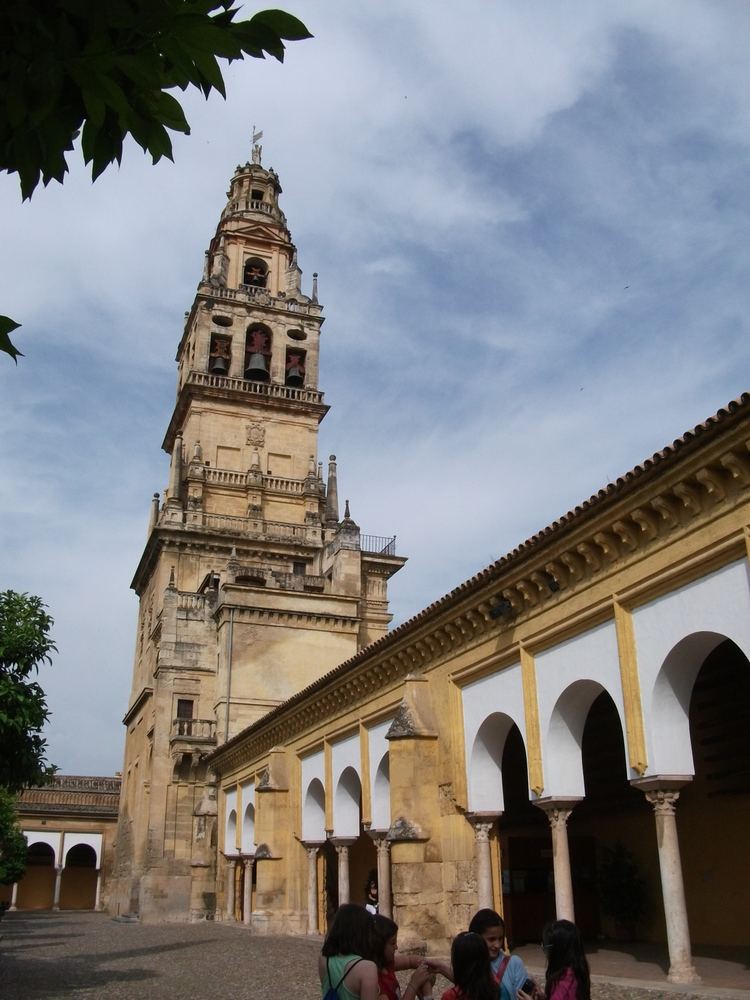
[518, 920, 590, 1000]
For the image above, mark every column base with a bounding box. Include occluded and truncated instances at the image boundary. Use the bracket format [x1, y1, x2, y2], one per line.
[667, 961, 701, 985]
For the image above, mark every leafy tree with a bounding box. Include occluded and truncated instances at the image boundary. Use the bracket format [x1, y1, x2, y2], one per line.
[0, 0, 312, 360]
[0, 591, 57, 792]
[0, 789, 27, 887]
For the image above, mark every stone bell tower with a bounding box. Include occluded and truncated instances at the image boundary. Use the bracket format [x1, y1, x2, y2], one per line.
[110, 136, 406, 922]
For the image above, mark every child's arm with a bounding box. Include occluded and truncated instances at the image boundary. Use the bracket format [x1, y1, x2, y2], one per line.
[424, 958, 453, 982]
[394, 955, 423, 972]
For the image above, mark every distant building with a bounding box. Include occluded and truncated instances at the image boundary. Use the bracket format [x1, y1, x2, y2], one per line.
[1, 775, 120, 912]
[112, 138, 749, 987]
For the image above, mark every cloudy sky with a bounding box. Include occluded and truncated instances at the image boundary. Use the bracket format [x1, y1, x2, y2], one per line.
[2, 1, 749, 776]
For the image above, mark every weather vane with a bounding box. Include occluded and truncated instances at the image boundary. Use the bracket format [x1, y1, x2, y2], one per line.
[251, 125, 264, 165]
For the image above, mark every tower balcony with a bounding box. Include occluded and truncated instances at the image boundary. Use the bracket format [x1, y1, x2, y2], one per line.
[187, 369, 325, 406]
[170, 718, 217, 746]
[199, 283, 321, 317]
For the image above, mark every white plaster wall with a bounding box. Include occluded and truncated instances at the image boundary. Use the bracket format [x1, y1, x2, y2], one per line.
[23, 830, 62, 866]
[633, 559, 750, 775]
[240, 780, 255, 853]
[224, 787, 238, 855]
[536, 620, 626, 797]
[462, 662, 527, 811]
[331, 732, 362, 837]
[367, 718, 392, 830]
[301, 749, 326, 841]
[63, 831, 103, 868]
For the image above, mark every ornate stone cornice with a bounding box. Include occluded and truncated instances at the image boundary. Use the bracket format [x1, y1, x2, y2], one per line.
[208, 397, 750, 776]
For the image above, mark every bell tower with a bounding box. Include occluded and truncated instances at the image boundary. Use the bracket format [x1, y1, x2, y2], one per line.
[110, 136, 406, 922]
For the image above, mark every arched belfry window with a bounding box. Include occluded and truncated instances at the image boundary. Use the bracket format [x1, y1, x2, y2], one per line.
[245, 325, 271, 382]
[285, 347, 306, 387]
[209, 334, 231, 375]
[243, 257, 268, 288]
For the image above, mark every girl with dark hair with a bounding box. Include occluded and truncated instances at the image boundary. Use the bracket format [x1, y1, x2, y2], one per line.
[518, 920, 590, 1000]
[429, 909, 535, 1000]
[440, 933, 496, 1000]
[319, 903, 379, 1000]
[468, 909, 533, 1000]
[371, 914, 435, 1000]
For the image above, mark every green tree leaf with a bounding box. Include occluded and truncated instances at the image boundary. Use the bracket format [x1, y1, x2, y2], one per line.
[0, 316, 23, 362]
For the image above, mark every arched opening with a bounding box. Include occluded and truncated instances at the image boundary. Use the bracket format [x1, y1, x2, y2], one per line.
[679, 638, 750, 949]
[332, 767, 376, 913]
[242, 802, 256, 854]
[208, 333, 231, 375]
[244, 324, 272, 382]
[568, 691, 650, 941]
[243, 257, 268, 288]
[500, 724, 550, 946]
[17, 842, 55, 910]
[303, 778, 326, 842]
[285, 347, 306, 387]
[60, 843, 97, 910]
[469, 712, 516, 812]
[225, 809, 237, 856]
[371, 754, 390, 831]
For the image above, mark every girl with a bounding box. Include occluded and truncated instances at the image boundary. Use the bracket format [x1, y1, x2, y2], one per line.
[518, 920, 590, 1000]
[440, 932, 496, 1000]
[371, 914, 435, 1000]
[319, 903, 379, 1000]
[429, 908, 535, 1000]
[468, 909, 532, 1000]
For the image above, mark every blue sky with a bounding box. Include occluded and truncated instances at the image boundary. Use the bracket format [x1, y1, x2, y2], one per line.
[2, 1, 749, 775]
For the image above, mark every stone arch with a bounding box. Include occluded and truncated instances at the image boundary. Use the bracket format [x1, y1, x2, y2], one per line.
[225, 808, 238, 855]
[60, 844, 97, 910]
[371, 753, 390, 830]
[546, 679, 625, 797]
[303, 778, 326, 841]
[241, 801, 256, 854]
[334, 766, 361, 838]
[18, 842, 56, 910]
[469, 711, 521, 812]
[650, 630, 730, 775]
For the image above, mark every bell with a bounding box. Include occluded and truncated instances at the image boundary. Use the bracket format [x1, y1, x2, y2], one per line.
[209, 354, 228, 375]
[245, 352, 269, 381]
[285, 363, 304, 387]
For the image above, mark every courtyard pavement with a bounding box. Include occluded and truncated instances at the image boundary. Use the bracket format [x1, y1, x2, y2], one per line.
[1, 912, 748, 1000]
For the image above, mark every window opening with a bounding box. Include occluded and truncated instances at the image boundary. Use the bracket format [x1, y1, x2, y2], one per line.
[245, 326, 271, 381]
[176, 699, 194, 720]
[243, 257, 268, 288]
[209, 334, 231, 375]
[285, 347, 306, 387]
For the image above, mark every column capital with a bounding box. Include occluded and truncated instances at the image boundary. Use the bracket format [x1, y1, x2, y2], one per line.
[242, 855, 255, 870]
[630, 776, 692, 816]
[467, 813, 501, 841]
[330, 837, 357, 854]
[533, 797, 581, 828]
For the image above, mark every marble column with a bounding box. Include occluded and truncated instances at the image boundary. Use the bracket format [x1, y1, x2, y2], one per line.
[303, 843, 323, 933]
[9, 880, 18, 911]
[225, 857, 237, 920]
[367, 830, 393, 918]
[634, 779, 700, 984]
[242, 856, 255, 925]
[468, 814, 501, 911]
[52, 866, 63, 911]
[331, 838, 356, 906]
[535, 798, 580, 922]
[94, 870, 103, 911]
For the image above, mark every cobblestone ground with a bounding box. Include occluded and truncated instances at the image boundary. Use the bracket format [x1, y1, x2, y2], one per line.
[0, 912, 745, 1000]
